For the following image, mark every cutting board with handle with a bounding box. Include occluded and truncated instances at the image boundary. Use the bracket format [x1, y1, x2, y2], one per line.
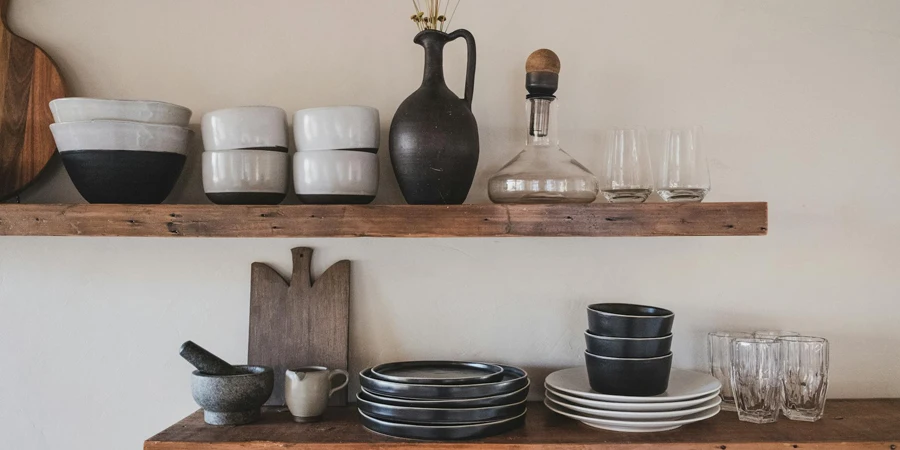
[249, 248, 350, 406]
[0, 0, 66, 201]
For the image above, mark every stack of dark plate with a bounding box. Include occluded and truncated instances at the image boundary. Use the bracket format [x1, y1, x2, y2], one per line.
[358, 361, 530, 440]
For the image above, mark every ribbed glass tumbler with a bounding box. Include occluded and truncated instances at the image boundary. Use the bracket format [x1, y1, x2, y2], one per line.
[731, 338, 782, 424]
[779, 336, 830, 422]
[708, 331, 753, 412]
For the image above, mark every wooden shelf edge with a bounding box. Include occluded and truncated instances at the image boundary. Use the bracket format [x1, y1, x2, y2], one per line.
[143, 400, 900, 450]
[0, 203, 767, 238]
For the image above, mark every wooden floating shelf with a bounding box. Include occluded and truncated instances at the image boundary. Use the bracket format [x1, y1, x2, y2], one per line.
[145, 400, 899, 449]
[0, 203, 766, 238]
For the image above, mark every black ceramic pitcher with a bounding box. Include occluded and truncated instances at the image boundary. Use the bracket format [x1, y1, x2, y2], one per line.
[389, 29, 479, 205]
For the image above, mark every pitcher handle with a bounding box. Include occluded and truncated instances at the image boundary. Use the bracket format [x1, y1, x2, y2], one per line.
[448, 29, 476, 109]
[328, 369, 350, 398]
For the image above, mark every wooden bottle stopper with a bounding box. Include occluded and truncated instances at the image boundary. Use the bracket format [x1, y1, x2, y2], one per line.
[526, 49, 560, 97]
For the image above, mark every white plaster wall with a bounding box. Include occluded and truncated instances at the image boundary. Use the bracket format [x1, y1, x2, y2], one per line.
[1, 0, 898, 448]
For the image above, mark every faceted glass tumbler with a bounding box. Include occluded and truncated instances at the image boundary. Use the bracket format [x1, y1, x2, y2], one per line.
[779, 336, 830, 422]
[708, 331, 752, 412]
[731, 338, 782, 424]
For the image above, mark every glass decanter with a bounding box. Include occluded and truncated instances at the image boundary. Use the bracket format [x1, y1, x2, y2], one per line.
[489, 50, 599, 204]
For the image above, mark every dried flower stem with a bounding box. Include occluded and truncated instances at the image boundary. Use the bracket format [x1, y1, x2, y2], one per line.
[410, 0, 460, 32]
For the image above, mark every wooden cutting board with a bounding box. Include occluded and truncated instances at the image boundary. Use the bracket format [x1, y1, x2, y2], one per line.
[249, 248, 350, 406]
[0, 0, 66, 201]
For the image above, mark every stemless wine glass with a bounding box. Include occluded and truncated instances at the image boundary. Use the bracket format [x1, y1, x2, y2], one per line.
[658, 127, 711, 202]
[731, 338, 782, 424]
[779, 336, 830, 422]
[601, 128, 653, 203]
[708, 331, 753, 412]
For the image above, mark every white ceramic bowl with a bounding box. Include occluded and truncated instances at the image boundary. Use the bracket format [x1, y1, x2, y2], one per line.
[203, 150, 288, 205]
[202, 106, 288, 151]
[49, 98, 192, 127]
[293, 106, 380, 153]
[49, 120, 193, 154]
[293, 151, 379, 204]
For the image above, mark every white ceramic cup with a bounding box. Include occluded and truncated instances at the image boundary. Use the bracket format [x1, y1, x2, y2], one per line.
[49, 98, 192, 127]
[202, 150, 288, 194]
[49, 120, 193, 154]
[293, 151, 379, 202]
[202, 106, 288, 151]
[293, 106, 380, 152]
[285, 367, 350, 423]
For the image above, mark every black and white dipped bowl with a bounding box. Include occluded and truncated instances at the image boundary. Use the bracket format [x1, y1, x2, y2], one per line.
[50, 120, 193, 204]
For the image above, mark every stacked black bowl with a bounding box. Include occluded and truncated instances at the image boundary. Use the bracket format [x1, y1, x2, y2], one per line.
[585, 304, 675, 396]
[357, 361, 530, 440]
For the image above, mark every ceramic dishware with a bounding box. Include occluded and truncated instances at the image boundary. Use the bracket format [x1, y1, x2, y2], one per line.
[359, 365, 528, 400]
[584, 331, 673, 358]
[587, 303, 674, 338]
[284, 367, 350, 423]
[360, 383, 530, 408]
[544, 398, 720, 433]
[545, 390, 722, 421]
[202, 106, 288, 152]
[359, 409, 525, 441]
[50, 98, 191, 126]
[293, 151, 379, 204]
[202, 150, 288, 205]
[191, 366, 274, 426]
[545, 367, 720, 403]
[371, 361, 505, 385]
[545, 384, 720, 412]
[357, 391, 527, 425]
[585, 351, 673, 396]
[50, 120, 192, 204]
[293, 106, 380, 153]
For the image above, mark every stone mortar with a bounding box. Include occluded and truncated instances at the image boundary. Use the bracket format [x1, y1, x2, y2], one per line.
[191, 365, 274, 426]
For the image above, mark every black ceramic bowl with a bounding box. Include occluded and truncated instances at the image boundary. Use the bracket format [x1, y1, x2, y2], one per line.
[584, 351, 672, 397]
[587, 303, 674, 338]
[584, 330, 673, 358]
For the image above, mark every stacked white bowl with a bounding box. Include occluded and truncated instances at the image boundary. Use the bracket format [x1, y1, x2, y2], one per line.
[293, 106, 380, 204]
[49, 98, 193, 204]
[201, 107, 289, 205]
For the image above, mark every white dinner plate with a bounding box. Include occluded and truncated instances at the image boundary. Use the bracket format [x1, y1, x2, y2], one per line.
[545, 390, 721, 420]
[545, 367, 721, 403]
[545, 384, 720, 412]
[544, 398, 721, 433]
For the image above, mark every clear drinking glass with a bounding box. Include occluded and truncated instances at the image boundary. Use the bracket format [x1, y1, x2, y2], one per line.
[754, 331, 800, 339]
[731, 338, 782, 424]
[658, 127, 711, 202]
[601, 128, 653, 203]
[708, 331, 753, 412]
[779, 336, 830, 422]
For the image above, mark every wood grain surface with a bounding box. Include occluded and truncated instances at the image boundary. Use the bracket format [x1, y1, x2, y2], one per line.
[249, 248, 350, 406]
[144, 399, 900, 450]
[0, 203, 768, 237]
[0, 0, 67, 200]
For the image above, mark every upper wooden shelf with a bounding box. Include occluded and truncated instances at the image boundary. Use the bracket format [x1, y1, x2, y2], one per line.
[0, 203, 767, 238]
[144, 400, 899, 449]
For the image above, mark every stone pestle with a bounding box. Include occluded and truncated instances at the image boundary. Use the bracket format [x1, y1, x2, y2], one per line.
[179, 341, 240, 376]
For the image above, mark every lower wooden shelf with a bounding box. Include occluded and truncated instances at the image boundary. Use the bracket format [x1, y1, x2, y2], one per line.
[145, 400, 899, 449]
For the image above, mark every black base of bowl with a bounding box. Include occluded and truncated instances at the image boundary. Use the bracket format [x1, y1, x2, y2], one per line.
[206, 192, 286, 205]
[298, 194, 375, 205]
[587, 303, 675, 338]
[585, 351, 672, 397]
[61, 150, 186, 204]
[584, 331, 673, 358]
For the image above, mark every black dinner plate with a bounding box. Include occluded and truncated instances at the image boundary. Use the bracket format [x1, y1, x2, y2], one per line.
[371, 361, 505, 385]
[359, 409, 526, 441]
[360, 382, 530, 408]
[357, 391, 527, 424]
[360, 365, 529, 400]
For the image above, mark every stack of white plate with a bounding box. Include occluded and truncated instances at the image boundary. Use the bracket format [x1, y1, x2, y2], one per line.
[544, 367, 722, 432]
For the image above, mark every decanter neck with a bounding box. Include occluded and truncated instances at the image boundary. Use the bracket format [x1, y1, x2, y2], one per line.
[527, 97, 559, 147]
